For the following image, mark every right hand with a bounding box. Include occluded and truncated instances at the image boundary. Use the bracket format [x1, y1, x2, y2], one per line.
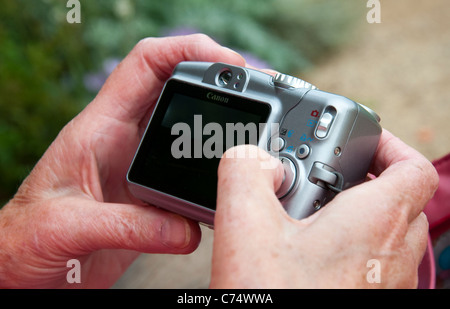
[211, 129, 439, 288]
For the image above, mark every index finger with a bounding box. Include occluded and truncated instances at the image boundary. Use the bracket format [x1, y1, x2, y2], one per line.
[340, 129, 439, 224]
[370, 129, 435, 178]
[90, 34, 246, 124]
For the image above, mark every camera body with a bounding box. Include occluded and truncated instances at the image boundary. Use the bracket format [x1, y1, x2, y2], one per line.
[127, 62, 382, 227]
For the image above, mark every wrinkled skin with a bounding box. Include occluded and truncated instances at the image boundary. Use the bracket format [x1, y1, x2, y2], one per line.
[0, 34, 439, 289]
[211, 133, 438, 288]
[0, 34, 244, 288]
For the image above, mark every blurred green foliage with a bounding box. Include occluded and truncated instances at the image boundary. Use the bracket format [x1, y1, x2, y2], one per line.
[0, 0, 361, 204]
[80, 0, 362, 71]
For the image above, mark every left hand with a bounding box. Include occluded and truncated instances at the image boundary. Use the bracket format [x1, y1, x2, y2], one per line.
[0, 34, 246, 288]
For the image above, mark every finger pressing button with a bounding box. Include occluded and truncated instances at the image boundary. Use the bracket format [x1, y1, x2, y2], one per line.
[276, 156, 297, 199]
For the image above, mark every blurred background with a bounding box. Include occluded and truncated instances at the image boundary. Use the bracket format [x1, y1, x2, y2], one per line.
[0, 0, 449, 288]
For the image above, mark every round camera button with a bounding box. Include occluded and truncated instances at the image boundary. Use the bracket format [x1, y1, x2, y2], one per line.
[296, 144, 310, 159]
[270, 137, 285, 152]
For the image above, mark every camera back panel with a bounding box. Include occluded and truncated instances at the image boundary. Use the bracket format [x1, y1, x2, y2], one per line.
[127, 62, 382, 226]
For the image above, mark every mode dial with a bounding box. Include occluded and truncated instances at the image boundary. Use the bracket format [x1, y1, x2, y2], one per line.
[274, 73, 317, 90]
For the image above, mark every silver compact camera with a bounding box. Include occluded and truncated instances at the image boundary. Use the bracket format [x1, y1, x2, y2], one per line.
[127, 62, 382, 226]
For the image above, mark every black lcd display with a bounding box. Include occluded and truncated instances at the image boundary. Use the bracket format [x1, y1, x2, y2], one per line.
[128, 80, 271, 210]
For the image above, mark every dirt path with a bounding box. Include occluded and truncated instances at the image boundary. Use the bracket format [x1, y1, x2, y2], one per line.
[113, 0, 450, 288]
[305, 0, 450, 160]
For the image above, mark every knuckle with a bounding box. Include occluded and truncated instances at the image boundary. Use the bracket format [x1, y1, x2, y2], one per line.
[187, 33, 214, 43]
[135, 37, 153, 49]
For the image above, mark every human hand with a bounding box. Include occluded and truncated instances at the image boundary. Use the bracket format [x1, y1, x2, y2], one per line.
[0, 34, 246, 288]
[210, 129, 439, 288]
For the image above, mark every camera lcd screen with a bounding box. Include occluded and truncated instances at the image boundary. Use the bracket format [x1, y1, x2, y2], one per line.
[128, 80, 271, 210]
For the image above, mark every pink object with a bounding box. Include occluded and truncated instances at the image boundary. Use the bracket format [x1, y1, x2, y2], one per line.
[419, 153, 450, 289]
[417, 235, 436, 289]
[425, 154, 450, 232]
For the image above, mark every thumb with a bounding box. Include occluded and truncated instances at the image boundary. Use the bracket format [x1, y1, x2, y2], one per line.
[215, 145, 285, 227]
[64, 201, 201, 255]
[212, 145, 285, 286]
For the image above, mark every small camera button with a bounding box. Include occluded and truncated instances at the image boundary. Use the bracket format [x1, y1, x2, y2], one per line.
[296, 144, 310, 159]
[270, 137, 286, 152]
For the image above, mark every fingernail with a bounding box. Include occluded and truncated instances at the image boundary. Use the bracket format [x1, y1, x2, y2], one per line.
[259, 152, 282, 171]
[161, 215, 190, 249]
